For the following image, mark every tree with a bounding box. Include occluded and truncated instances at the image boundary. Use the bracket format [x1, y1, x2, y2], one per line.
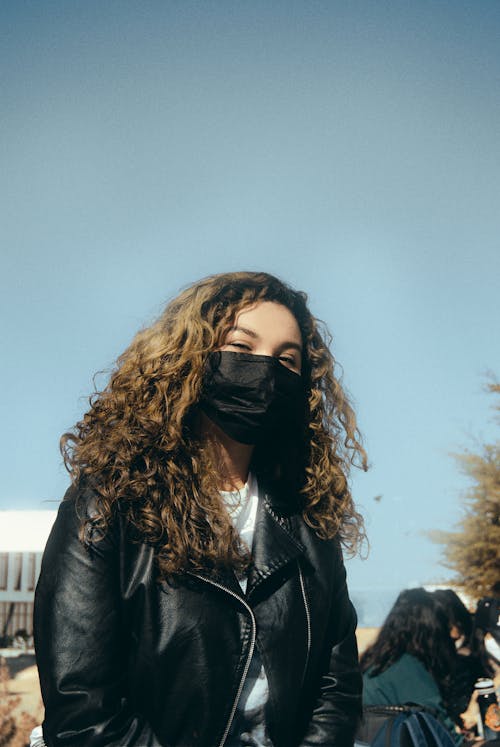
[432, 383, 500, 601]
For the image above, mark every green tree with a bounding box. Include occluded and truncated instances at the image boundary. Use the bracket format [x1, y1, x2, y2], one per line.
[432, 383, 500, 600]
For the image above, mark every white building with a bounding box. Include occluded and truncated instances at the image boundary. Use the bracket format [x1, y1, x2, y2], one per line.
[0, 511, 57, 638]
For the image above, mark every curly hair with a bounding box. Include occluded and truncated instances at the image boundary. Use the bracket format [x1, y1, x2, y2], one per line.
[360, 588, 457, 693]
[61, 271, 367, 577]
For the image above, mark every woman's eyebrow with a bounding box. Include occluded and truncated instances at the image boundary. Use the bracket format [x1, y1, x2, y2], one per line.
[279, 341, 303, 352]
[228, 325, 259, 338]
[229, 326, 302, 352]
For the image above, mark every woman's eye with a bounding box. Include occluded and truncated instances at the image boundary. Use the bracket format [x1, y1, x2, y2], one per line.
[279, 355, 300, 371]
[228, 342, 251, 350]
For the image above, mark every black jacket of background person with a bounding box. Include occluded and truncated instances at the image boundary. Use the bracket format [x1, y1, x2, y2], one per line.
[34, 482, 362, 747]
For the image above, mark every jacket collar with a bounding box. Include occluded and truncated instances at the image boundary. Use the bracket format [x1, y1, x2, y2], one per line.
[245, 494, 305, 598]
[187, 488, 307, 600]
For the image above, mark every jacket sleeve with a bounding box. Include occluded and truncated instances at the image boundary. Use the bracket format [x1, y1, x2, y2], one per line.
[300, 544, 362, 747]
[34, 488, 164, 747]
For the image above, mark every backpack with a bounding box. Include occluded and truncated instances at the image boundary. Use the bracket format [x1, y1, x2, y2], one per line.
[356, 705, 456, 747]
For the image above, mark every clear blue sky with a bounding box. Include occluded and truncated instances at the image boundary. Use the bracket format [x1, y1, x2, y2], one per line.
[2, 1, 499, 590]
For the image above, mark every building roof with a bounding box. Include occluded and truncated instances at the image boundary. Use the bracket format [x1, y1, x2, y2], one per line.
[0, 511, 57, 551]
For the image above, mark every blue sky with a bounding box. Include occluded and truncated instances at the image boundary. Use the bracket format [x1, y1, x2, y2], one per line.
[1, 1, 499, 590]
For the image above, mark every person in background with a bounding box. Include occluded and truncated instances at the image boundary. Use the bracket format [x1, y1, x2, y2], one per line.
[432, 589, 488, 723]
[438, 588, 500, 742]
[360, 588, 462, 743]
[34, 271, 367, 747]
[433, 590, 473, 653]
[474, 590, 500, 674]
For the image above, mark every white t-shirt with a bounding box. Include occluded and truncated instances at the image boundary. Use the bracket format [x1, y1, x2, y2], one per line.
[220, 474, 273, 747]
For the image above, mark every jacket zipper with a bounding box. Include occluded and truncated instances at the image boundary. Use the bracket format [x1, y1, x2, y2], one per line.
[190, 573, 257, 747]
[298, 562, 311, 689]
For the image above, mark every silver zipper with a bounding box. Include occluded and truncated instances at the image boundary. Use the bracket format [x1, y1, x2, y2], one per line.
[298, 562, 311, 689]
[190, 573, 257, 747]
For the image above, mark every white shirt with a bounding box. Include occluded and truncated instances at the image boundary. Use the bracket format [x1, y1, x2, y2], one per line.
[220, 474, 273, 747]
[221, 472, 260, 590]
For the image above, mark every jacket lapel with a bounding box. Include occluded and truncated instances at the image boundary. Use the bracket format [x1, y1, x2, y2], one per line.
[246, 495, 306, 598]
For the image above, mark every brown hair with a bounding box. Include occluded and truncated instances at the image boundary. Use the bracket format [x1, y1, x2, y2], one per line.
[61, 271, 367, 577]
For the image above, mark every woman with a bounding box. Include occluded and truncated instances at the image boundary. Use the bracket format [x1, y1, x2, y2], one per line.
[360, 588, 461, 742]
[433, 590, 474, 653]
[432, 589, 489, 724]
[474, 594, 500, 673]
[34, 271, 367, 747]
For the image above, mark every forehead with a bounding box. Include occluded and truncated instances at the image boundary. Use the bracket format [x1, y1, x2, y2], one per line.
[230, 301, 302, 345]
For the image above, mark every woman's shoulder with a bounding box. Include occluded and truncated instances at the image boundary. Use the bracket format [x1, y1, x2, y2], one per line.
[364, 655, 434, 685]
[48, 480, 122, 557]
[292, 511, 342, 552]
[289, 512, 346, 585]
[389, 653, 433, 677]
[364, 654, 440, 696]
[60, 480, 99, 517]
[385, 655, 442, 701]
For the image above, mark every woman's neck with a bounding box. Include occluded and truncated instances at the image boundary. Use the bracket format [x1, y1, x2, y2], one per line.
[199, 413, 254, 490]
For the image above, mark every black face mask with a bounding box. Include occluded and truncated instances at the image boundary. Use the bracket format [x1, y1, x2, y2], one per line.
[199, 351, 305, 445]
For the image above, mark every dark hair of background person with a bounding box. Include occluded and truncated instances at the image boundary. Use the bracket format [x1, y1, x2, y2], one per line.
[432, 589, 473, 645]
[60, 271, 368, 579]
[360, 588, 457, 695]
[471, 596, 499, 676]
[432, 589, 493, 722]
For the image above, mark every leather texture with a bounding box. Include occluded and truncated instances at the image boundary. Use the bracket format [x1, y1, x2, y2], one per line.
[34, 483, 362, 747]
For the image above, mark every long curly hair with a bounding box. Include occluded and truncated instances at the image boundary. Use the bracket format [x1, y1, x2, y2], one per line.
[61, 271, 367, 577]
[360, 588, 457, 693]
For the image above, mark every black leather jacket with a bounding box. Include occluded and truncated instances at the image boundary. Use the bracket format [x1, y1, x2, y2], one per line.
[34, 484, 362, 747]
